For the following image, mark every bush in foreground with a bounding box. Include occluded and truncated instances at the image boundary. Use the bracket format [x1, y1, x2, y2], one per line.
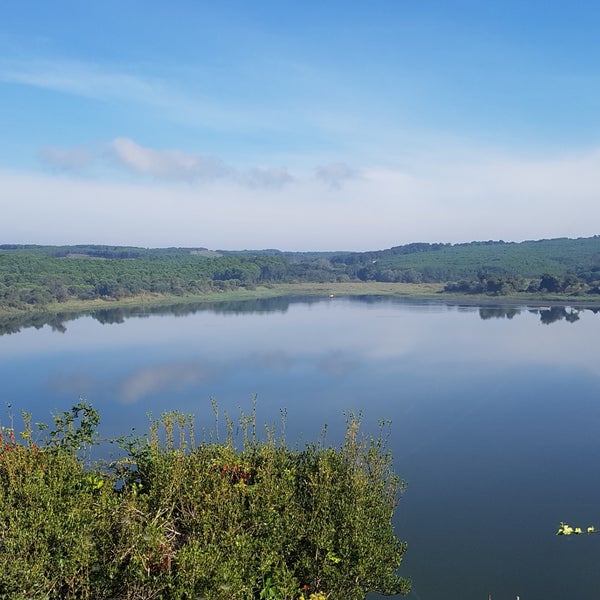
[0, 402, 410, 599]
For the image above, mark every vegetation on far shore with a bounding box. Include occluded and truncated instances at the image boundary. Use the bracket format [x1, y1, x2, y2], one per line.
[0, 282, 446, 318]
[2, 236, 600, 318]
[0, 402, 410, 599]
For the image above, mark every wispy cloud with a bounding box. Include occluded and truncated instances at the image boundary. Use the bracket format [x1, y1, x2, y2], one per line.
[112, 137, 230, 181]
[0, 56, 446, 173]
[0, 57, 301, 135]
[315, 162, 359, 189]
[111, 138, 294, 187]
[0, 58, 159, 103]
[34, 137, 296, 188]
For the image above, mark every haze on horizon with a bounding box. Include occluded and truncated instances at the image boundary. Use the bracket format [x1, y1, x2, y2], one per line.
[2, 1, 600, 252]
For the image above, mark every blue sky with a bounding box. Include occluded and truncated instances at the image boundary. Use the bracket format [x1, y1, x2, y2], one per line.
[2, 1, 600, 250]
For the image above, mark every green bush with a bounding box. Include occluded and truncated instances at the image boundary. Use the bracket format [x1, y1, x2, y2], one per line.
[0, 403, 410, 599]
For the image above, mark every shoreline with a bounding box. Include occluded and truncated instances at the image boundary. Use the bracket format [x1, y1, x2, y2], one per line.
[2, 282, 600, 320]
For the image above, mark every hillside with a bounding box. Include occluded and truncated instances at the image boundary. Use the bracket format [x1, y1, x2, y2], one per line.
[331, 237, 600, 282]
[1, 236, 600, 311]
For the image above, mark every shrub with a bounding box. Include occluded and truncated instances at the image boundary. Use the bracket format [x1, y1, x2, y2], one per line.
[0, 403, 410, 599]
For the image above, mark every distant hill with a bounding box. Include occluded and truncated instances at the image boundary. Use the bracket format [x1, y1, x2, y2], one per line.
[4, 235, 599, 280]
[2, 236, 600, 311]
[330, 236, 600, 283]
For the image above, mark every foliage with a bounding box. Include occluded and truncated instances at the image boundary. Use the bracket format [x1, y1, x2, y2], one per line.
[444, 273, 527, 296]
[2, 236, 600, 311]
[336, 236, 600, 283]
[0, 403, 410, 599]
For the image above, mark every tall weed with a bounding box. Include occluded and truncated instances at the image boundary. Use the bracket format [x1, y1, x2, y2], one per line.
[0, 403, 410, 599]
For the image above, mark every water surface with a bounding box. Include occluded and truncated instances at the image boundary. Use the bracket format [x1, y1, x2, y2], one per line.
[1, 297, 599, 599]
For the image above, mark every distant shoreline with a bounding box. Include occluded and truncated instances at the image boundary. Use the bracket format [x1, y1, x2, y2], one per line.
[2, 282, 600, 320]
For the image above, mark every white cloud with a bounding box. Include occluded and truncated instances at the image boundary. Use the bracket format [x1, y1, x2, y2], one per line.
[111, 138, 295, 187]
[35, 138, 295, 188]
[112, 137, 229, 181]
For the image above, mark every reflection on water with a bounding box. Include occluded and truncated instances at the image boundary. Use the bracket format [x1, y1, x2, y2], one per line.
[1, 296, 600, 599]
[479, 306, 521, 320]
[0, 295, 315, 336]
[479, 304, 595, 323]
[2, 296, 600, 336]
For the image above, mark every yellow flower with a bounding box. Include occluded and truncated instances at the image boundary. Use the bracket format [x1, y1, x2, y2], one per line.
[557, 523, 573, 536]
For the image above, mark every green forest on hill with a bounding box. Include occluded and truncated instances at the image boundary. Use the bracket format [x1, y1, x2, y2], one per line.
[1, 236, 600, 311]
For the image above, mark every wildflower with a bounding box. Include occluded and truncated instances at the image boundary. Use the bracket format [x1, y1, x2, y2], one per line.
[557, 522, 574, 535]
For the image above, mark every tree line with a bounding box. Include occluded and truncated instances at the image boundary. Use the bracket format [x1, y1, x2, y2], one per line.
[2, 236, 600, 310]
[444, 272, 600, 296]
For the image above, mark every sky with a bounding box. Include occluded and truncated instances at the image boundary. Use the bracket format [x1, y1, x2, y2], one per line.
[1, 0, 600, 251]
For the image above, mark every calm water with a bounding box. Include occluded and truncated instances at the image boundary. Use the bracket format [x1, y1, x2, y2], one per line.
[1, 297, 600, 600]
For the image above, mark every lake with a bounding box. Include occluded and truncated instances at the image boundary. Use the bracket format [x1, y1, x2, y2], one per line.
[1, 296, 600, 600]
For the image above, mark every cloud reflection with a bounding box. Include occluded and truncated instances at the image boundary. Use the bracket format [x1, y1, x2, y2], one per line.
[316, 351, 359, 375]
[119, 363, 214, 404]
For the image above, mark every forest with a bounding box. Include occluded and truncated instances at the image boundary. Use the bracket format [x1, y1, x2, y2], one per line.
[1, 236, 600, 311]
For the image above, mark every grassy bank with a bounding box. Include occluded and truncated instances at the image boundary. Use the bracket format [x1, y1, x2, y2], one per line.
[0, 282, 445, 320]
[1, 281, 599, 322]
